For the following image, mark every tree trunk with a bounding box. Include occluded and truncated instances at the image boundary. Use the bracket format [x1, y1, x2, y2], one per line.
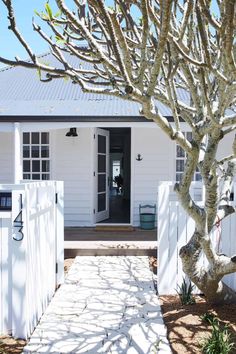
[179, 230, 236, 304]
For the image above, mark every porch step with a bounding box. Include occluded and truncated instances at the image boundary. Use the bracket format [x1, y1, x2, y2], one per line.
[65, 227, 156, 242]
[94, 225, 134, 232]
[64, 240, 157, 257]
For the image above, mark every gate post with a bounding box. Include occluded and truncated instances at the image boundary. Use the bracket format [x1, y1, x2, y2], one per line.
[11, 187, 29, 338]
[157, 182, 173, 295]
[55, 181, 64, 285]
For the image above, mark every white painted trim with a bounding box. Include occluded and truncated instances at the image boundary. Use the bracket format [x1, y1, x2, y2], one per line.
[93, 127, 132, 226]
[91, 128, 96, 225]
[50, 130, 56, 180]
[172, 137, 176, 182]
[0, 121, 193, 132]
[21, 131, 50, 181]
[13, 123, 22, 184]
[130, 127, 134, 226]
[49, 131, 52, 180]
[19, 121, 160, 131]
[95, 128, 110, 223]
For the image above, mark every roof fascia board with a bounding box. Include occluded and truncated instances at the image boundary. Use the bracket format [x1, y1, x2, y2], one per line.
[0, 115, 174, 123]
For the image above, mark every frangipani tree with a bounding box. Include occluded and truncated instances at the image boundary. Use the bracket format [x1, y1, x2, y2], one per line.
[1, 0, 236, 304]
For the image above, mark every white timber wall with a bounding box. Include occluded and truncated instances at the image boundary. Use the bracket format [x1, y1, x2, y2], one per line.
[158, 182, 236, 295]
[132, 127, 175, 226]
[0, 132, 14, 183]
[51, 128, 93, 227]
[0, 126, 234, 227]
[217, 130, 235, 160]
[0, 181, 64, 339]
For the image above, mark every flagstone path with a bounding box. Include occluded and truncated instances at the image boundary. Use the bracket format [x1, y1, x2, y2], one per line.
[23, 256, 171, 353]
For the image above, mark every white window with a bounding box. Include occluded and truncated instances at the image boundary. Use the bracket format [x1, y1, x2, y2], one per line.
[176, 132, 201, 182]
[22, 132, 50, 180]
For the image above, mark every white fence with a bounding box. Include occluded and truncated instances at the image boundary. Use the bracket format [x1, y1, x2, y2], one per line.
[158, 181, 236, 295]
[0, 181, 64, 339]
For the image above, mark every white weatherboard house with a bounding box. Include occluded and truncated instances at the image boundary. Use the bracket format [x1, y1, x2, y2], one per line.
[0, 53, 234, 227]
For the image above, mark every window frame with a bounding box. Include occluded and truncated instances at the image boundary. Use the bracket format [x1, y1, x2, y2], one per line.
[22, 132, 50, 181]
[175, 132, 201, 182]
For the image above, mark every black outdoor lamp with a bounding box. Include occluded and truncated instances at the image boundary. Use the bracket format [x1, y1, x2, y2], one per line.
[65, 127, 78, 137]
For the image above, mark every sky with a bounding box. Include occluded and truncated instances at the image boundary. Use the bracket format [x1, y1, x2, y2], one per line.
[0, 0, 88, 63]
[0, 1, 49, 61]
[0, 1, 219, 66]
[0, 0, 115, 63]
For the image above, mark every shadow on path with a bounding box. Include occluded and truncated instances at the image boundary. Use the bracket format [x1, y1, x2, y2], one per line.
[23, 256, 171, 354]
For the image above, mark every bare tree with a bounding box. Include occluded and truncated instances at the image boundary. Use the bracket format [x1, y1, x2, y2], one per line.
[1, 0, 236, 304]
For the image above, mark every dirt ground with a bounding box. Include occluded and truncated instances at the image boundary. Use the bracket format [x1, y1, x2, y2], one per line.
[64, 257, 75, 275]
[160, 295, 236, 354]
[1, 257, 236, 354]
[0, 336, 25, 354]
[149, 256, 236, 353]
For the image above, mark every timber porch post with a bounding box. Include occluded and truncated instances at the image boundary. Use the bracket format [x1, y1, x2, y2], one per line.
[13, 122, 22, 183]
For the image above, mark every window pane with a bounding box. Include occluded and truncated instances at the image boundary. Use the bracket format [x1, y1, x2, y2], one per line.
[98, 193, 106, 212]
[41, 132, 49, 144]
[32, 160, 40, 172]
[176, 131, 201, 182]
[23, 160, 30, 172]
[32, 173, 40, 179]
[176, 159, 185, 172]
[195, 173, 202, 181]
[32, 174, 40, 180]
[23, 146, 30, 158]
[98, 154, 106, 172]
[42, 160, 50, 172]
[23, 133, 30, 144]
[176, 173, 182, 182]
[23, 131, 50, 181]
[42, 174, 50, 180]
[98, 135, 106, 154]
[23, 174, 31, 180]
[31, 146, 40, 158]
[41, 146, 49, 158]
[186, 132, 192, 142]
[176, 145, 185, 158]
[98, 174, 106, 193]
[31, 132, 39, 144]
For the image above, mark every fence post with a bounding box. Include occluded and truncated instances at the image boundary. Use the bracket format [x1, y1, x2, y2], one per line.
[0, 213, 12, 335]
[158, 182, 174, 295]
[55, 181, 64, 285]
[158, 182, 201, 295]
[11, 187, 29, 338]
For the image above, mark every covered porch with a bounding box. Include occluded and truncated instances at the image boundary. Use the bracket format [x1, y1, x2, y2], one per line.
[0, 121, 169, 228]
[64, 227, 157, 257]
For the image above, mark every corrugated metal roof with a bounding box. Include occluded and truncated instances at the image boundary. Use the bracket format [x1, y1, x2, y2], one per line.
[0, 52, 176, 117]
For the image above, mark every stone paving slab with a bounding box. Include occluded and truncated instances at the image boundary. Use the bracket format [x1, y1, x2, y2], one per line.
[23, 256, 171, 354]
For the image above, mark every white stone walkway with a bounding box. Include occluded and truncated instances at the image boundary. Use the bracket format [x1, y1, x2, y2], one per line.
[23, 256, 171, 353]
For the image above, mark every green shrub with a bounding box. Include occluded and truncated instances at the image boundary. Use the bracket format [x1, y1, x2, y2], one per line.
[201, 318, 234, 354]
[201, 311, 216, 325]
[176, 278, 196, 305]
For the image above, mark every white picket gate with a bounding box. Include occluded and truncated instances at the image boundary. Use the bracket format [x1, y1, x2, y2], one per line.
[158, 181, 236, 295]
[0, 181, 64, 339]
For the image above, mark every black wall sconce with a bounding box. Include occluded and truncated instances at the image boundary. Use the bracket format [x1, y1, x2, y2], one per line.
[66, 127, 78, 137]
[136, 154, 143, 161]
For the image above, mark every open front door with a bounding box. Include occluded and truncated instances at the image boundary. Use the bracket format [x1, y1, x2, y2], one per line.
[95, 128, 110, 223]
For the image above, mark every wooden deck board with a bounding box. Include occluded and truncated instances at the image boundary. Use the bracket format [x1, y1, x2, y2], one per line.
[64, 227, 157, 257]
